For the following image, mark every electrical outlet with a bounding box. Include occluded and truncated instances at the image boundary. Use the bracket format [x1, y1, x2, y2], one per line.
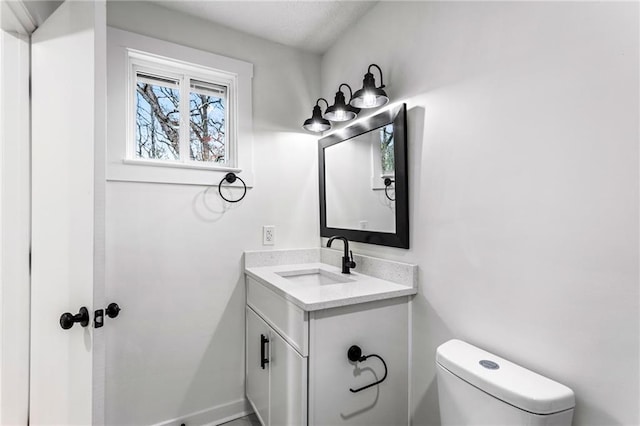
[263, 225, 275, 245]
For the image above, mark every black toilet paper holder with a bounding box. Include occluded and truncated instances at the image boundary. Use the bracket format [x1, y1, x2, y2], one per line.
[347, 345, 388, 393]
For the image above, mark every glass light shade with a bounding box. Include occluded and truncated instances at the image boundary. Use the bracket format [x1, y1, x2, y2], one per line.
[350, 71, 389, 109]
[325, 90, 357, 122]
[351, 86, 389, 109]
[303, 105, 331, 133]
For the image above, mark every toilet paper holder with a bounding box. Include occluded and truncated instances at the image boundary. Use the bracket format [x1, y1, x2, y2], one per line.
[347, 345, 388, 393]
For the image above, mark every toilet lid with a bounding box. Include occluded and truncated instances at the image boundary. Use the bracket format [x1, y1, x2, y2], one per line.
[436, 339, 575, 415]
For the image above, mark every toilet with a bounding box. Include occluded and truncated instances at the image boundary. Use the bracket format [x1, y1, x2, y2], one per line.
[436, 339, 575, 426]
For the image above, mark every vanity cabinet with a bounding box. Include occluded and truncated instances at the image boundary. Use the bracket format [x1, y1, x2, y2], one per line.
[246, 306, 307, 426]
[245, 275, 410, 426]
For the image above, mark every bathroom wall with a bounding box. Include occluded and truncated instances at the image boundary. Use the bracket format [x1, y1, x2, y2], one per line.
[321, 2, 639, 425]
[106, 2, 320, 424]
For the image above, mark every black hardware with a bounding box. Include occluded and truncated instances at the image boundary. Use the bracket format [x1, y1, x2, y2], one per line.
[327, 236, 356, 274]
[347, 345, 388, 393]
[303, 98, 332, 133]
[325, 83, 360, 123]
[94, 309, 104, 328]
[384, 178, 395, 202]
[351, 64, 389, 109]
[218, 172, 247, 203]
[260, 334, 269, 369]
[106, 302, 121, 319]
[59, 306, 90, 330]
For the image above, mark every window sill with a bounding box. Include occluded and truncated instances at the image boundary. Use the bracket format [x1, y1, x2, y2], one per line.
[107, 158, 253, 187]
[122, 158, 241, 173]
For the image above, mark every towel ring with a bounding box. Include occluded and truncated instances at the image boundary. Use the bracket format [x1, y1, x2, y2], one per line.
[218, 172, 247, 203]
[384, 178, 395, 202]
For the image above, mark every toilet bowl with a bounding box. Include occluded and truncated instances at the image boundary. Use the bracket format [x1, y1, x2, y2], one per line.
[436, 339, 575, 426]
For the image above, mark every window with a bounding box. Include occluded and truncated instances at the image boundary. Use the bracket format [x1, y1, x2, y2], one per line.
[379, 124, 394, 175]
[107, 28, 253, 186]
[135, 73, 181, 161]
[130, 53, 237, 168]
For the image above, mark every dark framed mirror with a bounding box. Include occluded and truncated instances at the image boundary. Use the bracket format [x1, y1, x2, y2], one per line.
[319, 103, 408, 248]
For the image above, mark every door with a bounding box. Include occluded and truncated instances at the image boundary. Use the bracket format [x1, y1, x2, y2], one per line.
[0, 15, 31, 426]
[269, 329, 307, 426]
[30, 0, 106, 424]
[246, 307, 270, 425]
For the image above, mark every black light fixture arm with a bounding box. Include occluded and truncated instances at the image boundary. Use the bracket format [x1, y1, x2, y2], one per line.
[368, 64, 386, 89]
[347, 345, 389, 393]
[339, 83, 354, 103]
[316, 97, 330, 110]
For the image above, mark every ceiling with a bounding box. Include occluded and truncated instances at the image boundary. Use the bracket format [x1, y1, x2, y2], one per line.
[151, 1, 378, 54]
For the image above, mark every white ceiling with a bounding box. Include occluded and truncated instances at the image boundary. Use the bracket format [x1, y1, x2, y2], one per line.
[151, 1, 378, 54]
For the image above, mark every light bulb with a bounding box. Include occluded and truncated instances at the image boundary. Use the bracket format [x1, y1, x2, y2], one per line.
[335, 109, 346, 121]
[363, 93, 377, 108]
[311, 122, 322, 132]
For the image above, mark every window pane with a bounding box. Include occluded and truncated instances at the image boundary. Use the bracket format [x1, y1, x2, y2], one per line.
[189, 81, 226, 163]
[380, 124, 394, 174]
[135, 74, 180, 160]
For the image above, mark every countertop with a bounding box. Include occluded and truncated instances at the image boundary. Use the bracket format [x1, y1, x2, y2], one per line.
[245, 261, 417, 311]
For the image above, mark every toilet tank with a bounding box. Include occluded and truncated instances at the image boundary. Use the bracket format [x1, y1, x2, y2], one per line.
[436, 340, 575, 426]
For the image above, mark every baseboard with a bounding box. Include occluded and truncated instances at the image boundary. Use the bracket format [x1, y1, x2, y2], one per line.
[150, 398, 252, 426]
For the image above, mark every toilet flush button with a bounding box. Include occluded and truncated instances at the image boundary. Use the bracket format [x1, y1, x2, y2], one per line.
[479, 360, 500, 370]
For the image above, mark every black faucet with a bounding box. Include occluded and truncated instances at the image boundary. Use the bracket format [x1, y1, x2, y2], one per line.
[327, 236, 356, 274]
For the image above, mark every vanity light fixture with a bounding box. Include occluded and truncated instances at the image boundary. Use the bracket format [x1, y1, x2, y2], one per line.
[303, 98, 331, 133]
[325, 83, 360, 122]
[350, 64, 389, 109]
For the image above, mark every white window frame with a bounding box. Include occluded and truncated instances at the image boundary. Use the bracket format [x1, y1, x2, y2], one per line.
[128, 52, 237, 168]
[107, 27, 254, 186]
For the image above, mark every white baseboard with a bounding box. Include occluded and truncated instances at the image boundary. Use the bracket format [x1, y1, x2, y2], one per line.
[151, 398, 252, 426]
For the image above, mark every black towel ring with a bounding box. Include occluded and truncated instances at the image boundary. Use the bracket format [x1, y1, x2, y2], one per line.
[218, 172, 247, 203]
[347, 345, 388, 393]
[384, 178, 395, 202]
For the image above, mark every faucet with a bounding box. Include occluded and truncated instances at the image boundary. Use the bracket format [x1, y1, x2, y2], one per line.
[327, 236, 356, 274]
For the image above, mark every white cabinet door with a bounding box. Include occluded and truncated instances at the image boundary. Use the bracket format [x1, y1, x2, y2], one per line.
[308, 298, 409, 426]
[270, 330, 308, 426]
[247, 307, 271, 425]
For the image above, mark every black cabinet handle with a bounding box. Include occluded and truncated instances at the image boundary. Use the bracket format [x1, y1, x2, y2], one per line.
[60, 307, 90, 330]
[260, 334, 269, 369]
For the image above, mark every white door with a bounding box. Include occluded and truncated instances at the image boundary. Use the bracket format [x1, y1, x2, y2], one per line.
[246, 307, 271, 425]
[269, 329, 307, 426]
[30, 0, 106, 424]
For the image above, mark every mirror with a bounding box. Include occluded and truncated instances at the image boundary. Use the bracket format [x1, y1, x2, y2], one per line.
[319, 103, 408, 248]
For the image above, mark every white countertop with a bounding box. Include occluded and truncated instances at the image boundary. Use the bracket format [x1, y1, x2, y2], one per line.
[245, 262, 417, 311]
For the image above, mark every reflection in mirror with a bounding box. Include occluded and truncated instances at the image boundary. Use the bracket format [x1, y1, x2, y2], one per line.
[319, 103, 408, 248]
[325, 124, 396, 233]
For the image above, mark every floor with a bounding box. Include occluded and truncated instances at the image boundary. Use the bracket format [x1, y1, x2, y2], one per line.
[220, 413, 261, 426]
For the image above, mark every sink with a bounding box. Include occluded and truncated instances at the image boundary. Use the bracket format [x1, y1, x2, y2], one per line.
[276, 268, 354, 286]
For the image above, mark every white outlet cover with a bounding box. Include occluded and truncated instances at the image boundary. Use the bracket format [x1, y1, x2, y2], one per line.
[263, 225, 275, 245]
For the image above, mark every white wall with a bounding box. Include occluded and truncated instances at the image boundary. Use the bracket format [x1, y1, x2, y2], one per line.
[321, 2, 639, 425]
[106, 2, 320, 424]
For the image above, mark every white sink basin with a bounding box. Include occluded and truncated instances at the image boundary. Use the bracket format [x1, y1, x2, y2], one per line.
[276, 268, 354, 286]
